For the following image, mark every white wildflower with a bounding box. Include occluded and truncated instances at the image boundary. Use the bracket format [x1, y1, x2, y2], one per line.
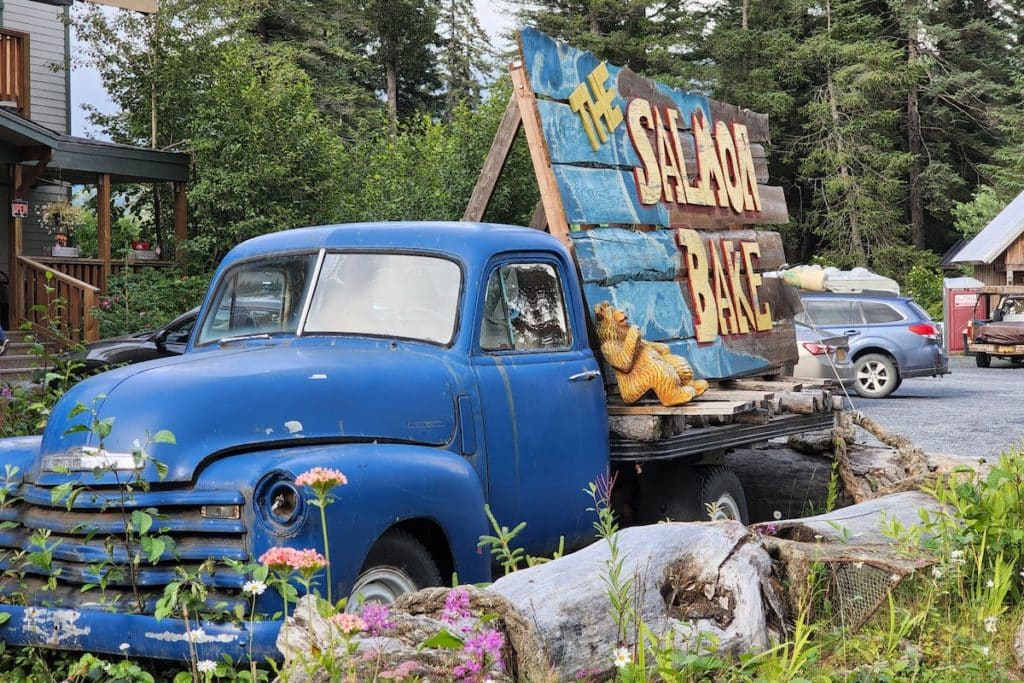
[773, 510, 782, 520]
[813, 534, 823, 541]
[984, 616, 998, 633]
[982, 646, 990, 657]
[187, 628, 206, 643]
[243, 580, 267, 596]
[118, 642, 130, 651]
[931, 567, 943, 580]
[197, 659, 217, 673]
[987, 579, 995, 589]
[951, 550, 965, 565]
[613, 646, 631, 668]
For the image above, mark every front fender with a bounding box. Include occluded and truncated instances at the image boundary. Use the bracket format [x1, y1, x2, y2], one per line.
[198, 443, 491, 600]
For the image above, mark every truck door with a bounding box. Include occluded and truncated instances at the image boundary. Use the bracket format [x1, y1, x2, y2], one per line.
[471, 258, 607, 555]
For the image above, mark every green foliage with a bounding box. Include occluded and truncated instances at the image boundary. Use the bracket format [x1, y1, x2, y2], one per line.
[337, 80, 538, 227]
[954, 185, 1005, 239]
[92, 268, 209, 339]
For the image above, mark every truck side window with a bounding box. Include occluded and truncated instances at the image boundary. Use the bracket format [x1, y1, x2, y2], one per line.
[803, 300, 858, 326]
[480, 263, 571, 351]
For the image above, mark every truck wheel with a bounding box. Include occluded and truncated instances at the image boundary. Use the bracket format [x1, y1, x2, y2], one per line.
[348, 531, 442, 611]
[976, 352, 991, 368]
[697, 466, 749, 524]
[853, 353, 899, 398]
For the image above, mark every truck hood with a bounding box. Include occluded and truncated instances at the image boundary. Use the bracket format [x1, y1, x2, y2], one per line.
[34, 340, 457, 484]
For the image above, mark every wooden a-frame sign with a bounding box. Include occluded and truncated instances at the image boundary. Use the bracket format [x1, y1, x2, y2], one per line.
[464, 29, 800, 380]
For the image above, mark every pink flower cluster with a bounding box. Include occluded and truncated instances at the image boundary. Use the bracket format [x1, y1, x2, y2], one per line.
[361, 603, 396, 636]
[329, 612, 366, 635]
[381, 661, 421, 680]
[453, 628, 504, 680]
[258, 546, 328, 572]
[441, 588, 474, 625]
[295, 467, 348, 490]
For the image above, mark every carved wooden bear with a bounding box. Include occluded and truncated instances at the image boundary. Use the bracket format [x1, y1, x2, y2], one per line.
[594, 302, 709, 405]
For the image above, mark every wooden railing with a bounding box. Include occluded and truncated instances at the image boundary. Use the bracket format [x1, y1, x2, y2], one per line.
[35, 256, 177, 292]
[0, 29, 29, 118]
[18, 257, 100, 344]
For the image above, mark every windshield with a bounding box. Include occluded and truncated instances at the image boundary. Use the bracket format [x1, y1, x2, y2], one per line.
[197, 254, 319, 345]
[304, 253, 461, 345]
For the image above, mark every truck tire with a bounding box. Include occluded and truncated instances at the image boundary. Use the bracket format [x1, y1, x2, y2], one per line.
[348, 530, 442, 610]
[853, 353, 899, 398]
[976, 352, 991, 368]
[697, 466, 749, 524]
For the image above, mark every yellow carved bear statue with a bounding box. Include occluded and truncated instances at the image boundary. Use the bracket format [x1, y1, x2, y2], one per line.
[594, 302, 709, 406]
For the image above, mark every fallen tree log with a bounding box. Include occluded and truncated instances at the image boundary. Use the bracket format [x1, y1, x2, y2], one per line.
[275, 493, 949, 681]
[486, 521, 779, 680]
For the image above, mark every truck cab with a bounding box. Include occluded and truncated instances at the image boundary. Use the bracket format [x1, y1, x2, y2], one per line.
[0, 221, 609, 661]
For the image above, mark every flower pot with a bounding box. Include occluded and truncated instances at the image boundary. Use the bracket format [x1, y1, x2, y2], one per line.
[51, 246, 80, 258]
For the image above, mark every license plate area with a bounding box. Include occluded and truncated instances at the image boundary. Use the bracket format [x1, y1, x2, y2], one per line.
[996, 345, 1017, 354]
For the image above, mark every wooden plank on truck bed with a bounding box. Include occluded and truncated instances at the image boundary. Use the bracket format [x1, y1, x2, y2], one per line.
[607, 400, 754, 416]
[696, 389, 776, 401]
[722, 379, 804, 392]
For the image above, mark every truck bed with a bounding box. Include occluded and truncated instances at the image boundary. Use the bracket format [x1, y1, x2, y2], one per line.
[607, 379, 838, 463]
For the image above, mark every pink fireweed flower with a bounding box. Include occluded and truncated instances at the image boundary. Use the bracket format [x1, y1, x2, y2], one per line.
[1, 386, 12, 400]
[295, 467, 348, 496]
[454, 628, 505, 680]
[329, 612, 366, 635]
[361, 603, 396, 636]
[442, 588, 474, 624]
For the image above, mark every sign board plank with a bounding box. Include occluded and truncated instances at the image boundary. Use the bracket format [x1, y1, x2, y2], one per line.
[517, 29, 799, 380]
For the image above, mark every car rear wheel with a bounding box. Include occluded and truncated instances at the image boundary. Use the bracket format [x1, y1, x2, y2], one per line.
[976, 352, 991, 368]
[854, 353, 899, 398]
[347, 530, 442, 612]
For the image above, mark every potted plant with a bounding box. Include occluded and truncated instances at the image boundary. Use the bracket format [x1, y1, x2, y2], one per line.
[40, 199, 86, 258]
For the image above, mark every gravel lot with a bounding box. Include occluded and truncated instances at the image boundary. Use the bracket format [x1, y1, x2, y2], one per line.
[844, 354, 1024, 463]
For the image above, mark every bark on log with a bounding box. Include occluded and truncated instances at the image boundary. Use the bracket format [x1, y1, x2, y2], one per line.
[487, 522, 780, 681]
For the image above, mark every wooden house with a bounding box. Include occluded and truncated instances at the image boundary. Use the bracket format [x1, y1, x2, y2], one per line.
[952, 190, 1024, 286]
[0, 0, 186, 344]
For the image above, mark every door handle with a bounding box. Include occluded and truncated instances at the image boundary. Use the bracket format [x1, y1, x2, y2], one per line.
[569, 370, 601, 382]
[843, 330, 861, 335]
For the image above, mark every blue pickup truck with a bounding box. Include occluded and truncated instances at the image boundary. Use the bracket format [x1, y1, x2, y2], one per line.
[0, 222, 831, 661]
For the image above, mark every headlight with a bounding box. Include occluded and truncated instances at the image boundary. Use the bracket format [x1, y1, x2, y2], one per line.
[254, 471, 306, 534]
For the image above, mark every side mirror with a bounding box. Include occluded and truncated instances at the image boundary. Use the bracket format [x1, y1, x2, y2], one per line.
[154, 329, 170, 349]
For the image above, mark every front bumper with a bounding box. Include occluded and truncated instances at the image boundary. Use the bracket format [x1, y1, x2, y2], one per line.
[0, 604, 281, 662]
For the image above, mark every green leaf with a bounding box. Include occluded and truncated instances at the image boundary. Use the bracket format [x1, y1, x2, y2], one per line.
[418, 628, 464, 650]
[152, 430, 176, 445]
[140, 535, 166, 564]
[0, 613, 10, 625]
[131, 509, 153, 535]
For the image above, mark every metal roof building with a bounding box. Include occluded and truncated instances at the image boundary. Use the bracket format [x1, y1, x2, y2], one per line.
[952, 190, 1024, 285]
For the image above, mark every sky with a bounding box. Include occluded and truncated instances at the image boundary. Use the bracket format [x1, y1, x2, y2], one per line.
[69, 1, 516, 138]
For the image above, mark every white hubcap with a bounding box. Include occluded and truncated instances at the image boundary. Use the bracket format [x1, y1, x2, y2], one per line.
[346, 567, 417, 613]
[708, 493, 742, 521]
[858, 361, 890, 392]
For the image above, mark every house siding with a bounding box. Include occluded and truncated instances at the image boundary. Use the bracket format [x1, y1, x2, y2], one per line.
[2, 0, 68, 134]
[0, 1, 70, 279]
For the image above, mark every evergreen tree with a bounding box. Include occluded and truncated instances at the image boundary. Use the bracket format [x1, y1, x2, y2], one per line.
[438, 0, 495, 117]
[349, 0, 444, 133]
[511, 0, 701, 84]
[251, 0, 378, 135]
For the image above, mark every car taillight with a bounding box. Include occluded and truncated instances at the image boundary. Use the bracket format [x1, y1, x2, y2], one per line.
[802, 342, 835, 356]
[908, 323, 939, 338]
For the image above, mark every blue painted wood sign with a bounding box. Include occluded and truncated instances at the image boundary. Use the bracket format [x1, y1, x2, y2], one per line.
[517, 28, 799, 378]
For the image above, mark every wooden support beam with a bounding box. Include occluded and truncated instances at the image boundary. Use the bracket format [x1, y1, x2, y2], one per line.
[9, 164, 21, 328]
[97, 173, 111, 294]
[463, 94, 522, 222]
[510, 64, 572, 251]
[173, 181, 187, 270]
[16, 149, 52, 196]
[529, 199, 547, 230]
